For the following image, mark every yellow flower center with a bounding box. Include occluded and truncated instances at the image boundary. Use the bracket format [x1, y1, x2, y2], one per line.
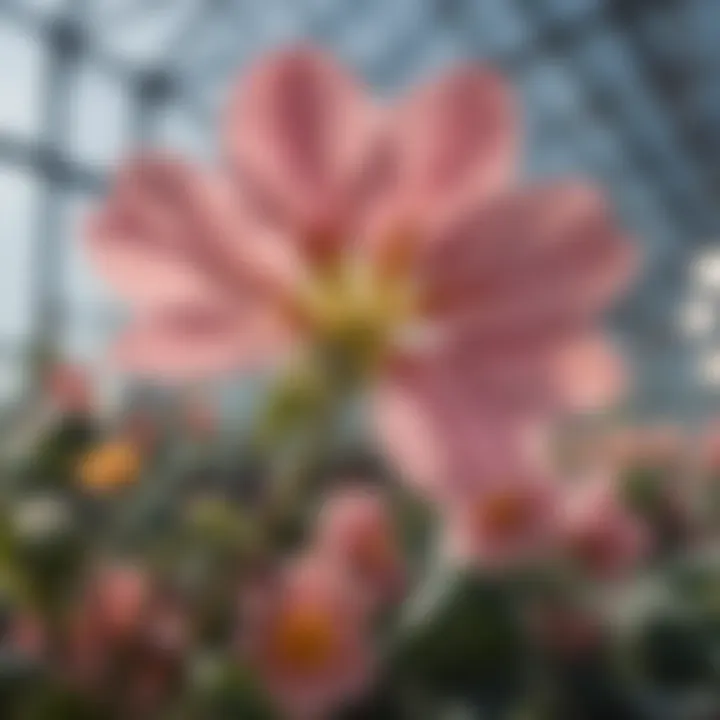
[270, 604, 337, 674]
[292, 256, 420, 377]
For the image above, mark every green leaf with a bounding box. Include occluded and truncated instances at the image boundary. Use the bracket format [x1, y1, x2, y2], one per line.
[621, 466, 669, 517]
[392, 572, 526, 700]
[633, 611, 716, 689]
[187, 658, 279, 720]
[13, 681, 105, 720]
[24, 415, 97, 490]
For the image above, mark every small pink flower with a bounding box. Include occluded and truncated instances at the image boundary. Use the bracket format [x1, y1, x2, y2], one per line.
[240, 556, 372, 720]
[87, 47, 636, 491]
[44, 362, 93, 414]
[60, 565, 151, 688]
[314, 486, 405, 609]
[85, 564, 150, 641]
[441, 471, 559, 568]
[66, 565, 187, 708]
[561, 475, 649, 579]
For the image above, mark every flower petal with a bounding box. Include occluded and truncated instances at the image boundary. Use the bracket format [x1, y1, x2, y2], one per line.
[373, 365, 544, 500]
[410, 325, 624, 420]
[549, 334, 627, 412]
[224, 46, 379, 244]
[87, 155, 292, 311]
[389, 64, 517, 221]
[111, 305, 291, 380]
[421, 183, 638, 335]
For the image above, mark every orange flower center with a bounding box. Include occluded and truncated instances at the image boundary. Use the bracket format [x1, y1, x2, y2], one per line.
[270, 604, 338, 674]
[352, 529, 395, 578]
[476, 490, 531, 539]
[78, 440, 142, 492]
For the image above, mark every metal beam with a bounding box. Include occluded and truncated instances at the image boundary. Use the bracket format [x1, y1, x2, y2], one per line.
[0, 133, 105, 193]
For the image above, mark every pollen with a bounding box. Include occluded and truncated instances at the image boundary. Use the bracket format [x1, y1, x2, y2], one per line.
[292, 257, 420, 376]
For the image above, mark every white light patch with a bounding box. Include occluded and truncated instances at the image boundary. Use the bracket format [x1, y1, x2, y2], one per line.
[681, 300, 714, 337]
[701, 352, 720, 385]
[693, 249, 720, 290]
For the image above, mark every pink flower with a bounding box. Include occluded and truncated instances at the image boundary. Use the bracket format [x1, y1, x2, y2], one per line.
[240, 556, 372, 720]
[60, 565, 151, 688]
[87, 47, 635, 489]
[66, 565, 187, 709]
[44, 362, 93, 414]
[441, 470, 560, 568]
[83, 564, 151, 642]
[314, 486, 405, 609]
[561, 475, 649, 579]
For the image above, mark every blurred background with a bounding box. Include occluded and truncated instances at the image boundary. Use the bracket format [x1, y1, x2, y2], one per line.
[0, 0, 719, 420]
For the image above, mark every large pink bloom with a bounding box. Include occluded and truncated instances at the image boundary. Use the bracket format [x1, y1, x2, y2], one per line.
[87, 47, 635, 490]
[239, 556, 372, 720]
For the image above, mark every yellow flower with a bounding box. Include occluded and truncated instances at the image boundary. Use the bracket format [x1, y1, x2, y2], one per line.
[78, 440, 142, 492]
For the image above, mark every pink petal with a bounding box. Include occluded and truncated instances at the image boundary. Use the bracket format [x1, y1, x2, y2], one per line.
[396, 329, 576, 422]
[421, 183, 638, 334]
[87, 155, 292, 312]
[420, 329, 625, 416]
[388, 64, 517, 222]
[549, 335, 627, 412]
[422, 183, 606, 279]
[224, 46, 379, 247]
[373, 366, 543, 500]
[111, 305, 291, 380]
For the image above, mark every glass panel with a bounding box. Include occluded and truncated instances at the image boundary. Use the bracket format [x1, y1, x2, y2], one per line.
[533, 0, 601, 25]
[22, 0, 66, 16]
[62, 192, 120, 363]
[63, 193, 114, 312]
[94, 0, 198, 66]
[0, 353, 25, 407]
[463, 0, 530, 55]
[155, 105, 211, 161]
[0, 168, 37, 341]
[69, 62, 129, 168]
[0, 23, 43, 139]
